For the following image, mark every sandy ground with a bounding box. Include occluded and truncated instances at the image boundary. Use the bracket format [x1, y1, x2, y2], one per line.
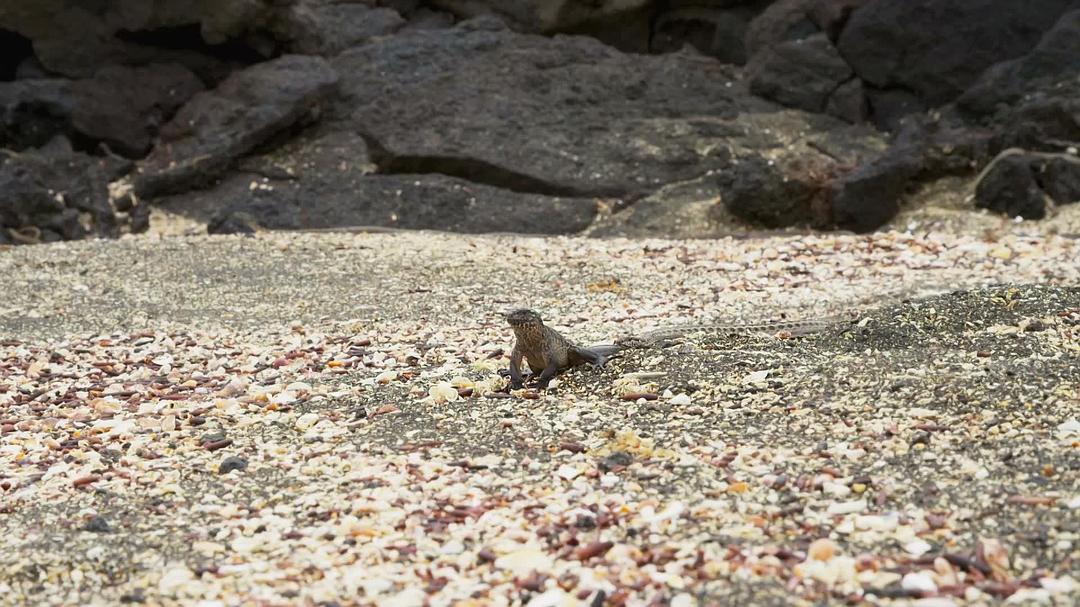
[0, 207, 1078, 606]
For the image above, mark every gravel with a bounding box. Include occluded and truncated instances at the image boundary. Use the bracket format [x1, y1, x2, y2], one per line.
[0, 223, 1077, 605]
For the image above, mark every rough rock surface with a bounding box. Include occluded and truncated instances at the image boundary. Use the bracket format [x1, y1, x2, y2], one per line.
[974, 150, 1080, 219]
[427, 0, 651, 36]
[277, 2, 406, 55]
[0, 79, 73, 150]
[156, 129, 598, 235]
[717, 154, 830, 227]
[958, 9, 1080, 116]
[747, 32, 852, 114]
[2, 0, 1080, 244]
[651, 3, 766, 64]
[837, 0, 1076, 107]
[1042, 155, 1080, 204]
[0, 139, 144, 245]
[0, 0, 275, 78]
[332, 19, 777, 200]
[745, 0, 865, 57]
[134, 54, 339, 198]
[826, 150, 917, 232]
[70, 64, 205, 157]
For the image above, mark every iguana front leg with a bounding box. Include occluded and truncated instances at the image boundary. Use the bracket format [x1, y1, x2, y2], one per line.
[509, 345, 525, 389]
[535, 359, 559, 389]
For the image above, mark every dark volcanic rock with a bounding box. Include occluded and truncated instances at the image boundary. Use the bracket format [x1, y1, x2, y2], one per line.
[0, 0, 272, 78]
[278, 3, 406, 55]
[1, 65, 203, 157]
[0, 138, 142, 245]
[707, 113, 885, 230]
[70, 64, 205, 157]
[864, 87, 925, 132]
[747, 33, 852, 114]
[826, 150, 917, 232]
[820, 116, 995, 232]
[159, 129, 597, 235]
[588, 110, 888, 237]
[837, 0, 1075, 107]
[134, 55, 339, 198]
[825, 77, 867, 123]
[717, 154, 831, 228]
[742, 0, 866, 119]
[206, 172, 598, 235]
[0, 79, 73, 150]
[1041, 155, 1080, 204]
[651, 4, 765, 64]
[745, 0, 865, 56]
[974, 149, 1080, 219]
[332, 18, 775, 202]
[993, 75, 1080, 152]
[958, 9, 1080, 116]
[218, 456, 248, 474]
[974, 152, 1050, 219]
[427, 0, 652, 38]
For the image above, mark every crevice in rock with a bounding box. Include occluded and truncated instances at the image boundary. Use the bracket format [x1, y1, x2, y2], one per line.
[0, 29, 34, 81]
[357, 129, 621, 199]
[823, 4, 859, 45]
[822, 74, 858, 113]
[115, 24, 273, 66]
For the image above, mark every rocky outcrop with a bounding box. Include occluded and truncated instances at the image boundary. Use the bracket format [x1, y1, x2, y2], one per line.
[837, 0, 1076, 127]
[651, 2, 768, 64]
[70, 64, 205, 157]
[0, 0, 274, 79]
[332, 18, 777, 200]
[0, 138, 144, 245]
[158, 129, 598, 235]
[133, 55, 338, 198]
[0, 65, 203, 156]
[274, 3, 407, 56]
[0, 79, 73, 150]
[958, 9, 1080, 117]
[743, 0, 866, 121]
[427, 0, 654, 49]
[2, 0, 1080, 245]
[747, 33, 854, 116]
[974, 149, 1080, 219]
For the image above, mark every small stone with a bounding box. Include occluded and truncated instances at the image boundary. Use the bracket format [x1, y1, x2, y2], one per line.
[119, 589, 146, 604]
[83, 515, 111, 533]
[218, 456, 248, 474]
[913, 598, 957, 607]
[669, 393, 692, 405]
[827, 499, 867, 515]
[295, 412, 320, 430]
[905, 538, 933, 556]
[807, 538, 838, 561]
[1022, 319, 1047, 332]
[600, 452, 633, 470]
[495, 548, 553, 577]
[557, 464, 580, 480]
[901, 571, 938, 594]
[200, 431, 227, 444]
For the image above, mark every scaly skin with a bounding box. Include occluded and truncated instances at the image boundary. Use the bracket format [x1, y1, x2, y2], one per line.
[505, 309, 616, 389]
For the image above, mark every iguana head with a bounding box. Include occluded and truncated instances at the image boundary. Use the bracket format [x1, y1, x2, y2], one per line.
[505, 308, 543, 328]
